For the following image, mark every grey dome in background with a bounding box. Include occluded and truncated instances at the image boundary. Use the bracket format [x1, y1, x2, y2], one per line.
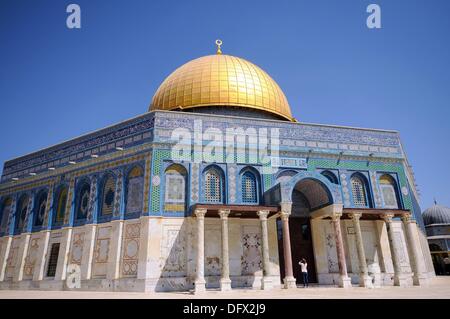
[422, 204, 450, 225]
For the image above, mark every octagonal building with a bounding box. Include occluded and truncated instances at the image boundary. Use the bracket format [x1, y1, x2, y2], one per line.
[0, 44, 435, 292]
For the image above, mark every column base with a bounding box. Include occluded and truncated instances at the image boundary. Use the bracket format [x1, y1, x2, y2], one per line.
[359, 274, 374, 288]
[394, 274, 412, 287]
[283, 276, 297, 289]
[338, 275, 352, 288]
[261, 277, 273, 290]
[413, 274, 430, 287]
[220, 278, 232, 291]
[194, 279, 206, 294]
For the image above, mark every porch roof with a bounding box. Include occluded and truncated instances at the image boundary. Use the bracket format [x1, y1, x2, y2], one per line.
[341, 208, 411, 220]
[192, 204, 279, 218]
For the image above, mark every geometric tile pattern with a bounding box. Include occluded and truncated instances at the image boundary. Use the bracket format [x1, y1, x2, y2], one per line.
[143, 154, 152, 214]
[87, 175, 97, 223]
[113, 170, 123, 218]
[190, 163, 199, 203]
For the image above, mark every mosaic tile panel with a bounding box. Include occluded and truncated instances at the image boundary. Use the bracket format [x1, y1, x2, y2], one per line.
[113, 169, 123, 217]
[87, 175, 98, 222]
[42, 182, 55, 227]
[64, 177, 75, 225]
[190, 163, 199, 203]
[143, 155, 152, 214]
[150, 149, 171, 213]
[228, 164, 237, 203]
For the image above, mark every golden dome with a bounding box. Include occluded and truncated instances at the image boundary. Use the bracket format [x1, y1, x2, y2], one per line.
[150, 52, 294, 121]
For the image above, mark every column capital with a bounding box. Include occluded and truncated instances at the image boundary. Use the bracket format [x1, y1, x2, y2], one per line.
[280, 202, 292, 214]
[330, 212, 343, 221]
[400, 213, 412, 223]
[381, 212, 395, 222]
[257, 210, 270, 221]
[280, 211, 291, 221]
[349, 212, 362, 221]
[218, 209, 230, 219]
[194, 208, 207, 219]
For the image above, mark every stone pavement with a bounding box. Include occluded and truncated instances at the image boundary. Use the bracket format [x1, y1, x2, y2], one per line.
[0, 276, 449, 299]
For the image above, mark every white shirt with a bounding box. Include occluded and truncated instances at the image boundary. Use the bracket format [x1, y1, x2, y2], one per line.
[299, 262, 308, 273]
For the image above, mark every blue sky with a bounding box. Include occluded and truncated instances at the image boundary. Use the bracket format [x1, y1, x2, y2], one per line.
[0, 0, 449, 211]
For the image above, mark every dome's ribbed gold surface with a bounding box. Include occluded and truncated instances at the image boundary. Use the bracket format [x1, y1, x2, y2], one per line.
[150, 54, 294, 121]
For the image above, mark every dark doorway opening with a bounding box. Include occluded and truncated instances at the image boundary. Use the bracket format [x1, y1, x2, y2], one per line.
[278, 217, 317, 284]
[46, 243, 60, 277]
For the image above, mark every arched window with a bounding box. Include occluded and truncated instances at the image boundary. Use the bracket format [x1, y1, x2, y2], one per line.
[0, 197, 12, 233]
[350, 174, 368, 207]
[204, 167, 224, 203]
[379, 174, 400, 209]
[54, 187, 68, 224]
[125, 166, 144, 215]
[242, 171, 258, 203]
[100, 174, 116, 216]
[164, 165, 187, 210]
[34, 191, 48, 227]
[15, 194, 29, 232]
[76, 181, 91, 220]
[321, 170, 338, 184]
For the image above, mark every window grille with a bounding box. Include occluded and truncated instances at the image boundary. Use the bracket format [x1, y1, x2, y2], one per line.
[205, 169, 222, 203]
[101, 176, 115, 215]
[46, 243, 60, 277]
[242, 171, 257, 203]
[351, 176, 367, 207]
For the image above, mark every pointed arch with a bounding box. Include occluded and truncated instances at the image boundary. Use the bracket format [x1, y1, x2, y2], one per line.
[240, 166, 261, 204]
[99, 172, 116, 217]
[350, 173, 372, 208]
[15, 194, 29, 233]
[379, 174, 401, 209]
[321, 170, 339, 184]
[34, 189, 48, 227]
[53, 185, 68, 225]
[276, 169, 298, 184]
[0, 197, 12, 233]
[203, 165, 225, 203]
[164, 164, 188, 211]
[75, 178, 91, 221]
[125, 165, 144, 215]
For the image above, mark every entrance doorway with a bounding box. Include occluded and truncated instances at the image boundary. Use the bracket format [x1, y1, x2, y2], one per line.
[278, 217, 317, 284]
[276, 176, 334, 285]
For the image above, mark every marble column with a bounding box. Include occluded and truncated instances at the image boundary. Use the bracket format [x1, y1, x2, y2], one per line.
[331, 212, 352, 288]
[401, 213, 427, 286]
[280, 202, 296, 289]
[218, 209, 231, 291]
[194, 208, 207, 294]
[349, 212, 372, 288]
[382, 213, 408, 286]
[257, 210, 272, 290]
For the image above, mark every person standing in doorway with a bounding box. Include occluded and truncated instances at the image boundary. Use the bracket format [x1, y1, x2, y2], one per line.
[299, 258, 308, 287]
